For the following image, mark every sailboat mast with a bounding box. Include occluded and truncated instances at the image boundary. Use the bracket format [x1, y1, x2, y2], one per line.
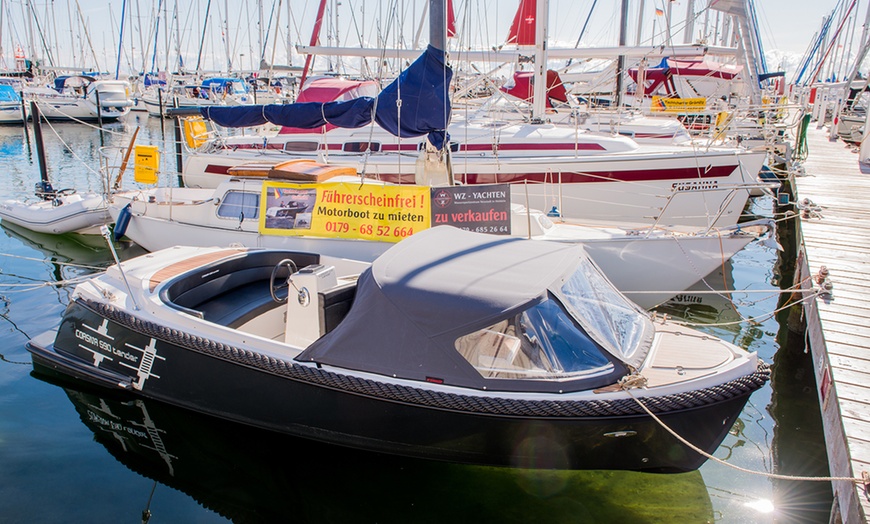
[149, 0, 165, 73]
[115, 0, 127, 79]
[163, 0, 169, 72]
[0, 0, 4, 69]
[683, 0, 696, 44]
[635, 0, 645, 46]
[843, 0, 870, 97]
[531, 0, 548, 122]
[299, 0, 328, 88]
[224, 0, 232, 71]
[135, 0, 147, 73]
[429, 0, 446, 50]
[65, 0, 77, 69]
[286, 0, 291, 66]
[258, 0, 264, 66]
[75, 0, 100, 72]
[24, 0, 35, 64]
[195, 0, 212, 72]
[614, 0, 629, 108]
[267, 0, 283, 77]
[174, 0, 183, 72]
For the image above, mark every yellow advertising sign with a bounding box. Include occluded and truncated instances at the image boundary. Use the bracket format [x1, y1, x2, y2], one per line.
[133, 145, 159, 184]
[259, 181, 431, 242]
[650, 96, 707, 113]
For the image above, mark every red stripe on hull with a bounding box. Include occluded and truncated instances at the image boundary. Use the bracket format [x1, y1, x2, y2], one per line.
[203, 163, 738, 183]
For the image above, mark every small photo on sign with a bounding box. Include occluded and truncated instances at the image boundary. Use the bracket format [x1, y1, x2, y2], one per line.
[264, 188, 316, 230]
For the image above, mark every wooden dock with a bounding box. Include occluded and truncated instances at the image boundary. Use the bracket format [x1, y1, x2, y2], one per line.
[795, 125, 870, 523]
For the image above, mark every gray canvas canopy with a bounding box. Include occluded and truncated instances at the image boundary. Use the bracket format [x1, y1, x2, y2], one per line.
[298, 227, 652, 392]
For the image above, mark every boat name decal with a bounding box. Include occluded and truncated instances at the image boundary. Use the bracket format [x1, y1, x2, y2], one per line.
[671, 294, 703, 304]
[671, 180, 719, 192]
[73, 317, 164, 390]
[75, 328, 137, 363]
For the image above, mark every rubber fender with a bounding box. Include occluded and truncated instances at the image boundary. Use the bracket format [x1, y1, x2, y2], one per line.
[113, 203, 132, 241]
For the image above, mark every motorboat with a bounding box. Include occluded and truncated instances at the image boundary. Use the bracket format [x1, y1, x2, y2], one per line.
[44, 377, 715, 521]
[0, 187, 111, 235]
[27, 226, 769, 471]
[23, 75, 132, 121]
[108, 164, 775, 309]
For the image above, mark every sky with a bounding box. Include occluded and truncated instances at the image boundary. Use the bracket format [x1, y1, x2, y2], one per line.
[0, 0, 859, 77]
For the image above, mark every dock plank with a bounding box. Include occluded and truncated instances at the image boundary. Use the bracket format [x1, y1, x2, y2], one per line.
[798, 125, 870, 523]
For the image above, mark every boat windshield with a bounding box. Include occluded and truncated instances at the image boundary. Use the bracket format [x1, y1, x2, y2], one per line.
[454, 296, 614, 381]
[557, 258, 651, 362]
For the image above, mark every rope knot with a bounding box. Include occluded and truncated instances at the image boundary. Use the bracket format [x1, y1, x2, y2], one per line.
[618, 374, 648, 390]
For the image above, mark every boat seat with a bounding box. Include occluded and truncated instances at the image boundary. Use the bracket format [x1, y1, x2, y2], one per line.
[197, 280, 286, 329]
[160, 251, 319, 329]
[318, 282, 357, 335]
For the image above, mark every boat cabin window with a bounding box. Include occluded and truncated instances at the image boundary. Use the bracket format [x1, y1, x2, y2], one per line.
[283, 141, 319, 152]
[217, 191, 260, 220]
[342, 142, 380, 153]
[454, 296, 613, 381]
[557, 258, 651, 362]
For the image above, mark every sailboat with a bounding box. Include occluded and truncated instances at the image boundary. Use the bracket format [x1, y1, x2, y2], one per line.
[107, 161, 775, 310]
[184, 44, 766, 229]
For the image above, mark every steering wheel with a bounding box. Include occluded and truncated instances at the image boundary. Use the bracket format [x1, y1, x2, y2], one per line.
[269, 258, 298, 303]
[55, 188, 77, 197]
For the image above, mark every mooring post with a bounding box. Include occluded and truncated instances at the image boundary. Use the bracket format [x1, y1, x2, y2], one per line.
[173, 116, 185, 186]
[30, 102, 49, 188]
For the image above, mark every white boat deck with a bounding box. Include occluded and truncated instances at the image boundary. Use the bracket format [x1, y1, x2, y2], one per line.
[796, 125, 870, 523]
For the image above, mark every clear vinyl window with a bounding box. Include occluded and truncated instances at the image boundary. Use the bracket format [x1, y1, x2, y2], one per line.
[455, 296, 613, 381]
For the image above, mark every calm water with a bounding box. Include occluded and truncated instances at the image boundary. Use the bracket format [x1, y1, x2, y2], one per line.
[0, 116, 832, 523]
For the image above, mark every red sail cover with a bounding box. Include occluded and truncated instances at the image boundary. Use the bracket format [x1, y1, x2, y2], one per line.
[506, 0, 536, 46]
[500, 70, 568, 108]
[447, 0, 456, 37]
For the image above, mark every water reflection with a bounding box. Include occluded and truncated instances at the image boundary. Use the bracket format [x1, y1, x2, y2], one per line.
[768, 214, 833, 523]
[654, 204, 833, 522]
[43, 374, 715, 524]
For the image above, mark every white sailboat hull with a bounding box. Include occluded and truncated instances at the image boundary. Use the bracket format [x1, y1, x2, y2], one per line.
[109, 182, 768, 309]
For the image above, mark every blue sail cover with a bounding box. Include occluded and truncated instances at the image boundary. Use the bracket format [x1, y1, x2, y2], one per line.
[199, 45, 452, 149]
[0, 85, 20, 102]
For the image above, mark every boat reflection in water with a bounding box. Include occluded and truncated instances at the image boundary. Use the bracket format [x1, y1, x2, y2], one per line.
[49, 375, 715, 523]
[0, 221, 147, 277]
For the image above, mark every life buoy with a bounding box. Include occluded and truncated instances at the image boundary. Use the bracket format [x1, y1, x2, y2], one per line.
[113, 203, 132, 241]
